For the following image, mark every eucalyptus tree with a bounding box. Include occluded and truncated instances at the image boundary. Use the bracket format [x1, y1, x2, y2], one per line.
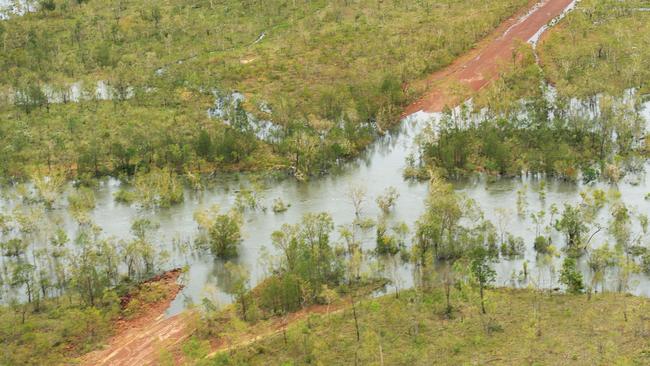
[194, 205, 243, 259]
[69, 224, 119, 307]
[266, 212, 344, 312]
[559, 257, 584, 294]
[413, 174, 463, 264]
[470, 247, 496, 314]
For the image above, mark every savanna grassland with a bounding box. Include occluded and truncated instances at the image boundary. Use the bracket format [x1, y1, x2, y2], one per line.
[539, 0, 650, 98]
[196, 288, 650, 366]
[0, 0, 528, 179]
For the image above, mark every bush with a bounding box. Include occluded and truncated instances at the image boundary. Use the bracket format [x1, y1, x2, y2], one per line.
[207, 213, 243, 258]
[560, 257, 585, 294]
[272, 198, 289, 213]
[533, 236, 552, 255]
[194, 206, 243, 258]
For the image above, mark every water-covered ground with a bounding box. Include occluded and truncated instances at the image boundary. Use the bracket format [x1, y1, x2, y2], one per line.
[1, 99, 648, 316]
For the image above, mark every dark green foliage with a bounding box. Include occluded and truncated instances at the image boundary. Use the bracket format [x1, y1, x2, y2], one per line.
[499, 234, 525, 259]
[559, 257, 585, 294]
[208, 214, 242, 258]
[255, 273, 304, 315]
[376, 221, 400, 256]
[415, 92, 647, 179]
[533, 235, 552, 255]
[555, 204, 589, 256]
[259, 212, 345, 315]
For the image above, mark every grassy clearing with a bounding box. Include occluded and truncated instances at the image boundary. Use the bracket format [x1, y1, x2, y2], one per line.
[201, 288, 650, 365]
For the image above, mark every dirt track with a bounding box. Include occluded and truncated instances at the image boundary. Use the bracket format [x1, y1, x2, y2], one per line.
[78, 269, 190, 366]
[404, 0, 576, 114]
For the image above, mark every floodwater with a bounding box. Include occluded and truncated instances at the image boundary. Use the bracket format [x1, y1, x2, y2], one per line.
[0, 0, 33, 19]
[1, 98, 649, 316]
[0, 0, 648, 311]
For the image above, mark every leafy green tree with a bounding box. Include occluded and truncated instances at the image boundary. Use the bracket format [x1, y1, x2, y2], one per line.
[69, 226, 119, 306]
[195, 206, 243, 258]
[470, 248, 496, 314]
[559, 257, 584, 294]
[414, 174, 463, 263]
[588, 244, 616, 292]
[264, 212, 344, 313]
[223, 262, 252, 321]
[555, 204, 589, 256]
[121, 219, 158, 280]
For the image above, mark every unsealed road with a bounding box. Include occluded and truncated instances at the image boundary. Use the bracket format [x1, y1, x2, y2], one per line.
[404, 0, 576, 114]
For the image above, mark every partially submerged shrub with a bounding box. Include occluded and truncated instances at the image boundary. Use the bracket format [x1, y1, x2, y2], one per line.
[376, 186, 399, 214]
[113, 168, 184, 208]
[533, 236, 552, 255]
[272, 198, 289, 213]
[194, 205, 243, 258]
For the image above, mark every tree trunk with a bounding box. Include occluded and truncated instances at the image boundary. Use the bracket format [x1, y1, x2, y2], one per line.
[480, 284, 486, 314]
[351, 293, 360, 342]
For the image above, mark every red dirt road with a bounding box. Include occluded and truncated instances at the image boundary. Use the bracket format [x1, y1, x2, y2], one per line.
[404, 0, 576, 114]
[78, 269, 190, 366]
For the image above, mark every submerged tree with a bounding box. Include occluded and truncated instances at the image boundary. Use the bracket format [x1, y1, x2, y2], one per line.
[414, 174, 463, 264]
[194, 205, 243, 259]
[376, 186, 400, 215]
[260, 212, 344, 314]
[555, 204, 590, 256]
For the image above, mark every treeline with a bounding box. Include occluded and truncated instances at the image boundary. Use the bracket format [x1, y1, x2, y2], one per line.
[0, 0, 529, 180]
[0, 193, 172, 365]
[407, 89, 648, 181]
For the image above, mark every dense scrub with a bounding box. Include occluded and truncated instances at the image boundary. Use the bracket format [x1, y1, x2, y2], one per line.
[0, 0, 529, 179]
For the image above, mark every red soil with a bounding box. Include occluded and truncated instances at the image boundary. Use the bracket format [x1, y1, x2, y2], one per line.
[404, 0, 576, 114]
[78, 269, 189, 366]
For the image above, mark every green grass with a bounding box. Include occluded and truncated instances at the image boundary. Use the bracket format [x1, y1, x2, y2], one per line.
[207, 288, 650, 365]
